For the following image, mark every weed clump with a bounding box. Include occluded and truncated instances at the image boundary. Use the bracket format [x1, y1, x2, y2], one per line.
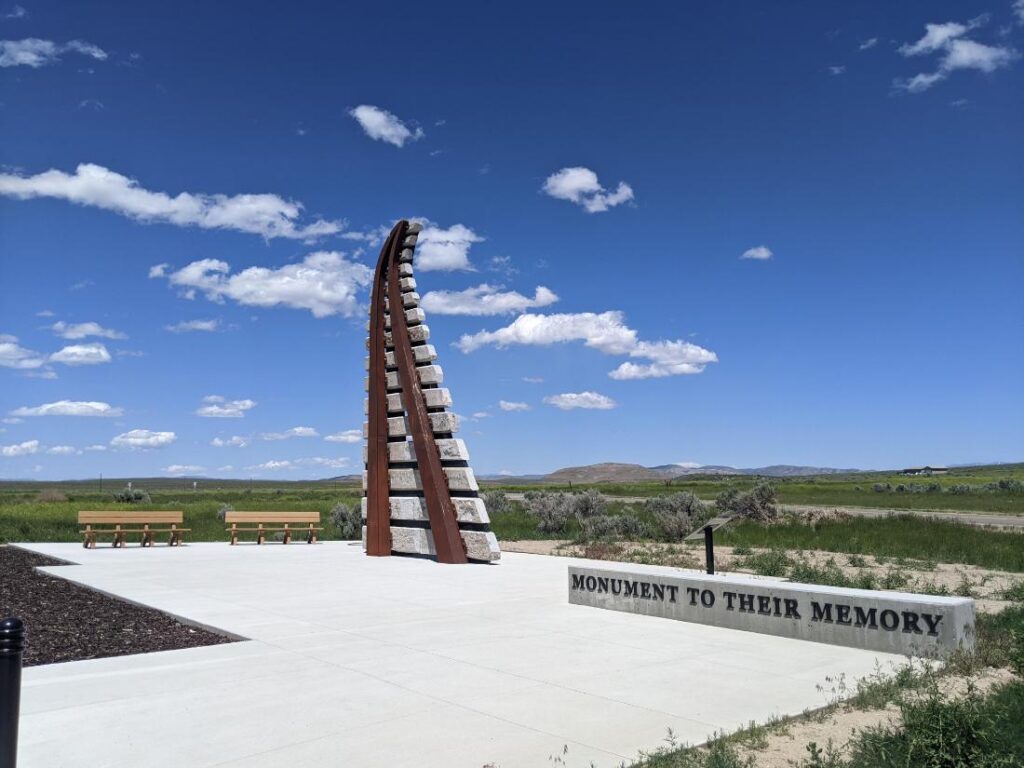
[579, 514, 650, 541]
[645, 492, 711, 541]
[523, 492, 575, 534]
[716, 481, 778, 522]
[330, 502, 362, 539]
[113, 486, 151, 504]
[481, 490, 511, 515]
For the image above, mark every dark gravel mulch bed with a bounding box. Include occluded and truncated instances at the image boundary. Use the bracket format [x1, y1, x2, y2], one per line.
[0, 546, 236, 666]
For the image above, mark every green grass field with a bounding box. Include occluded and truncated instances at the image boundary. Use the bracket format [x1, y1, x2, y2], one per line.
[1, 464, 1021, 560]
[0, 482, 362, 544]
[717, 516, 1024, 572]
[491, 463, 1024, 514]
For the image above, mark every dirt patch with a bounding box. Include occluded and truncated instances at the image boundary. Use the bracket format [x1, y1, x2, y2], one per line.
[735, 668, 1015, 767]
[0, 545, 235, 666]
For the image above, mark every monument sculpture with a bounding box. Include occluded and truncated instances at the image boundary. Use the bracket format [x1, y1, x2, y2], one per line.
[362, 220, 501, 563]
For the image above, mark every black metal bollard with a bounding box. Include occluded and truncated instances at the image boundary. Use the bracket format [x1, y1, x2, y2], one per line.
[0, 617, 25, 768]
[703, 526, 715, 575]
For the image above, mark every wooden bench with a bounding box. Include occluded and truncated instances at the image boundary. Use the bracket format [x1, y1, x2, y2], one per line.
[79, 511, 189, 548]
[225, 511, 321, 545]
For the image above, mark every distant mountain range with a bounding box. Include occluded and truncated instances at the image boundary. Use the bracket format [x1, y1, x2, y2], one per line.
[477, 462, 863, 484]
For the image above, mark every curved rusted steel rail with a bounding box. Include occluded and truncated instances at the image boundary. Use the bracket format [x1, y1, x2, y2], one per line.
[364, 225, 399, 556]
[365, 220, 469, 564]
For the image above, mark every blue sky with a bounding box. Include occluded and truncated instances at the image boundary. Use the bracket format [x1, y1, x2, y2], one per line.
[1, 0, 1022, 480]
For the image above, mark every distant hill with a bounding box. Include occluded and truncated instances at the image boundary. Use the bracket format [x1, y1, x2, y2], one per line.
[534, 462, 864, 484]
[546, 463, 667, 484]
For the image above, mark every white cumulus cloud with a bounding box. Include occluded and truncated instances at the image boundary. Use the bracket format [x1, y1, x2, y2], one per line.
[421, 284, 558, 315]
[0, 334, 46, 369]
[324, 429, 362, 443]
[47, 445, 80, 455]
[415, 224, 484, 271]
[48, 343, 111, 365]
[543, 392, 616, 410]
[195, 395, 257, 419]
[349, 105, 424, 147]
[0, 163, 342, 240]
[111, 429, 176, 449]
[895, 16, 1018, 92]
[164, 319, 220, 333]
[457, 311, 717, 380]
[163, 464, 204, 476]
[0, 38, 106, 68]
[1, 439, 39, 457]
[542, 167, 634, 213]
[498, 400, 530, 412]
[261, 426, 319, 440]
[156, 252, 372, 318]
[741, 245, 773, 260]
[211, 436, 249, 448]
[50, 321, 126, 340]
[251, 459, 294, 470]
[250, 456, 349, 472]
[10, 400, 123, 417]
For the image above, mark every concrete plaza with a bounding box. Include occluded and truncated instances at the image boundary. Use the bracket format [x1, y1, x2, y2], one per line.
[16, 543, 907, 767]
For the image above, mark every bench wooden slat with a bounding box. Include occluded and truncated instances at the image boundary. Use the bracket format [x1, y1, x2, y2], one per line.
[82, 528, 192, 534]
[78, 511, 183, 524]
[224, 511, 320, 524]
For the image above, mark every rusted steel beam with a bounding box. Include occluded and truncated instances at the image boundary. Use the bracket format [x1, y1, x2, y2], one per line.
[385, 225, 468, 565]
[364, 224, 400, 556]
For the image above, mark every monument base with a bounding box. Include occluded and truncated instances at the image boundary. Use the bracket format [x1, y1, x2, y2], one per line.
[569, 562, 974, 658]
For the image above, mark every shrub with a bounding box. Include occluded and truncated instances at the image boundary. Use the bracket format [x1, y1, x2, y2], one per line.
[844, 684, 1024, 767]
[216, 503, 233, 522]
[881, 569, 911, 590]
[113, 486, 151, 504]
[482, 490, 511, 515]
[715, 487, 740, 511]
[1010, 631, 1024, 678]
[330, 502, 362, 539]
[724, 481, 778, 522]
[872, 482, 891, 493]
[579, 514, 650, 541]
[1002, 581, 1024, 602]
[523, 492, 575, 534]
[615, 514, 651, 540]
[739, 549, 793, 577]
[645, 492, 710, 541]
[790, 556, 867, 588]
[571, 489, 606, 520]
[579, 515, 619, 541]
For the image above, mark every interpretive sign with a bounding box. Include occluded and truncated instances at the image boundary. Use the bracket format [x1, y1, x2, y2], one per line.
[568, 563, 974, 657]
